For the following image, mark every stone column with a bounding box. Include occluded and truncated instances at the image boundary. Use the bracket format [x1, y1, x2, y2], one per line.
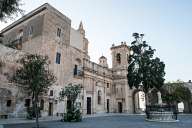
[104, 86, 106, 112]
[82, 90, 87, 115]
[92, 79, 96, 114]
[124, 84, 129, 113]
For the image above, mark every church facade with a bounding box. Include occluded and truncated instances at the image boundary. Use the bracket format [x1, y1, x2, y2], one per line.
[0, 3, 136, 117]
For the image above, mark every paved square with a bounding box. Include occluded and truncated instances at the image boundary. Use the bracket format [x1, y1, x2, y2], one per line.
[4, 115, 192, 128]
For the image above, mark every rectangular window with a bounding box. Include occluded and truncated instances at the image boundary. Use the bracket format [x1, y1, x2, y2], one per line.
[57, 28, 61, 37]
[107, 83, 109, 88]
[15, 29, 23, 50]
[25, 99, 30, 107]
[56, 52, 61, 64]
[17, 29, 23, 40]
[98, 91, 102, 105]
[74, 65, 78, 75]
[116, 53, 121, 64]
[50, 90, 53, 96]
[98, 96, 101, 105]
[28, 26, 33, 36]
[7, 100, 12, 107]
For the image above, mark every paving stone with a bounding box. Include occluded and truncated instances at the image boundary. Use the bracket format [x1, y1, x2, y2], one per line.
[3, 115, 192, 128]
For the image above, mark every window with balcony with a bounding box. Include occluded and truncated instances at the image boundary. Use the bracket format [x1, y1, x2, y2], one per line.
[73, 64, 83, 77]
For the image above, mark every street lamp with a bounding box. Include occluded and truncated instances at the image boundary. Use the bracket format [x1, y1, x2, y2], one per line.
[130, 50, 134, 56]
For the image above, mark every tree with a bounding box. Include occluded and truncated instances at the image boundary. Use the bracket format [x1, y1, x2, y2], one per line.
[10, 54, 56, 128]
[174, 84, 192, 113]
[174, 85, 191, 102]
[0, 0, 23, 21]
[128, 33, 165, 104]
[162, 82, 192, 107]
[60, 84, 82, 122]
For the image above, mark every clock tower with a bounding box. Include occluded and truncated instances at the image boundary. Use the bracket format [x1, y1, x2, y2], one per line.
[111, 42, 133, 113]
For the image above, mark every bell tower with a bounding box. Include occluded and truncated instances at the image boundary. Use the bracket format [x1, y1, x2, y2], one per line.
[111, 42, 133, 113]
[111, 42, 129, 69]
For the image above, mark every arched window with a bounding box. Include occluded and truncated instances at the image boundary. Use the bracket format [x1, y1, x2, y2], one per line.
[116, 53, 121, 64]
[98, 90, 102, 105]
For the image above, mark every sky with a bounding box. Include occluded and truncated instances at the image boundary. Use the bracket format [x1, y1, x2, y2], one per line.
[0, 0, 192, 82]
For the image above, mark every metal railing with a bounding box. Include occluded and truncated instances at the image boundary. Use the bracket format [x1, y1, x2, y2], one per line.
[145, 105, 178, 120]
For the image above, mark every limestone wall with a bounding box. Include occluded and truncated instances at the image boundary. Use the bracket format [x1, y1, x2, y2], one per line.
[0, 44, 27, 117]
[0, 3, 136, 116]
[70, 28, 84, 51]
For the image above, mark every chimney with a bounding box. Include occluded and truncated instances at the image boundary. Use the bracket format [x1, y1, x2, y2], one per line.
[189, 80, 191, 83]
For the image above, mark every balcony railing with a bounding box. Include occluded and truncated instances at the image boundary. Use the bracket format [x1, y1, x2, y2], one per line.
[74, 68, 84, 77]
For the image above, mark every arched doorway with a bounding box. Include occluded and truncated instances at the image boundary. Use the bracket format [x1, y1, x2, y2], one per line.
[87, 97, 91, 114]
[132, 90, 146, 113]
[177, 101, 191, 113]
[0, 88, 14, 113]
[178, 102, 184, 113]
[183, 101, 191, 113]
[118, 102, 122, 113]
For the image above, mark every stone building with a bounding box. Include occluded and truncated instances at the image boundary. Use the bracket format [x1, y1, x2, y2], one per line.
[0, 3, 137, 117]
[183, 80, 192, 112]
